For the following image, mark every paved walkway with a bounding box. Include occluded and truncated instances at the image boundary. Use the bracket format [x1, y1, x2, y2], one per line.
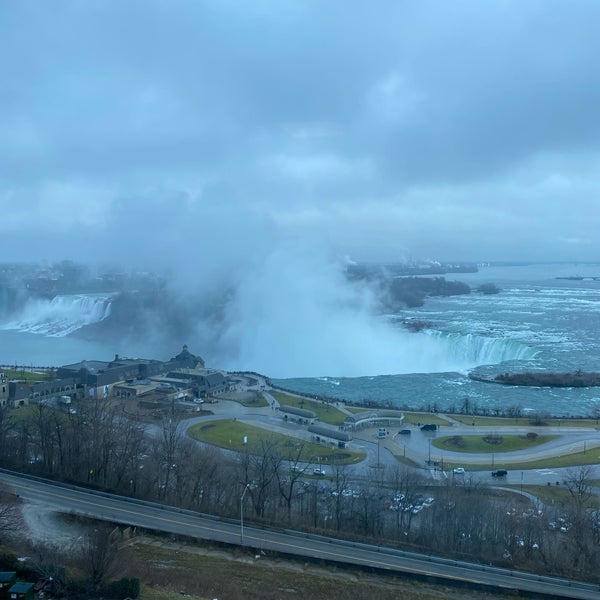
[176, 383, 600, 486]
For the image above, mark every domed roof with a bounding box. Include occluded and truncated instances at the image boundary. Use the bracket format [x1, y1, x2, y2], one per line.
[173, 345, 205, 367]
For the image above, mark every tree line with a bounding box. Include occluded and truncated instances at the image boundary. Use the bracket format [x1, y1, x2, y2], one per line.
[1, 400, 599, 588]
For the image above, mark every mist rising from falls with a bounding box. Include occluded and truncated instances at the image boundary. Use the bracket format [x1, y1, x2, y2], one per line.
[0, 294, 114, 337]
[212, 247, 537, 378]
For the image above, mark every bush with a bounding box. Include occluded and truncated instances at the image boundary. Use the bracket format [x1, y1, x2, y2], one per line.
[100, 577, 140, 599]
[446, 435, 466, 448]
[483, 434, 504, 445]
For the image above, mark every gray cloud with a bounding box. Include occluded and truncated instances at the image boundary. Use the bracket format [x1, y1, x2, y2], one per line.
[2, 0, 600, 264]
[3, 0, 600, 374]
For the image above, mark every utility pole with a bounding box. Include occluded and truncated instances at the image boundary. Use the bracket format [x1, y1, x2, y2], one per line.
[240, 483, 250, 545]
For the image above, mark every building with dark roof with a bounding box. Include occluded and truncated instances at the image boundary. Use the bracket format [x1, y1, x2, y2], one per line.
[308, 424, 352, 448]
[7, 581, 34, 600]
[0, 373, 8, 408]
[166, 368, 231, 397]
[279, 405, 316, 424]
[343, 409, 404, 430]
[0, 572, 16, 594]
[171, 344, 205, 369]
[9, 346, 207, 405]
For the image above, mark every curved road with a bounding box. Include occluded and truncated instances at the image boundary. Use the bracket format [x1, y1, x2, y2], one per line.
[1, 469, 599, 599]
[176, 396, 600, 485]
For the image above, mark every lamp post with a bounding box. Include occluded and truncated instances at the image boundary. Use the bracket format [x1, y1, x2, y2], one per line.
[428, 439, 431, 465]
[240, 483, 250, 545]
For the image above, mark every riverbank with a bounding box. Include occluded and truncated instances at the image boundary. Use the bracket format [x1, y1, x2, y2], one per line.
[469, 370, 600, 388]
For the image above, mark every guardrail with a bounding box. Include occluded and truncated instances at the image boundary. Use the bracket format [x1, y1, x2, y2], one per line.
[2, 466, 599, 597]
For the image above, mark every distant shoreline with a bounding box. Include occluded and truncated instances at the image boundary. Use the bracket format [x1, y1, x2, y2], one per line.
[469, 370, 600, 388]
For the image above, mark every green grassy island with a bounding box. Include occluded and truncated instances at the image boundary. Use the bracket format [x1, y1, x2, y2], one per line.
[470, 369, 600, 387]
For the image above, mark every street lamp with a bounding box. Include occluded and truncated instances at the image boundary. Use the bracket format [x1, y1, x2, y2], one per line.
[428, 439, 431, 465]
[240, 483, 251, 545]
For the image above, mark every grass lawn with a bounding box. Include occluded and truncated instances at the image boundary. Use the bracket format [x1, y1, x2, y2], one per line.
[442, 445, 600, 471]
[401, 412, 452, 426]
[270, 391, 348, 425]
[219, 391, 269, 408]
[345, 406, 370, 414]
[451, 414, 600, 429]
[432, 433, 557, 454]
[187, 419, 365, 465]
[133, 540, 451, 600]
[505, 484, 584, 508]
[2, 368, 53, 382]
[497, 448, 600, 470]
[239, 394, 269, 408]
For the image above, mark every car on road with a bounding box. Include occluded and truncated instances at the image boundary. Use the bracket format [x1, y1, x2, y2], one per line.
[453, 467, 465, 474]
[313, 468, 326, 476]
[492, 469, 508, 477]
[398, 429, 411, 435]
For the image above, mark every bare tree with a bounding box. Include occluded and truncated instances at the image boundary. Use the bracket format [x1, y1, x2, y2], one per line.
[239, 438, 281, 518]
[76, 525, 128, 591]
[275, 442, 308, 523]
[0, 492, 22, 544]
[564, 466, 595, 512]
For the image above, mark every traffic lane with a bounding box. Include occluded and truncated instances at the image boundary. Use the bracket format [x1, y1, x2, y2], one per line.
[8, 481, 570, 596]
[402, 428, 600, 463]
[9, 477, 242, 546]
[5, 473, 600, 599]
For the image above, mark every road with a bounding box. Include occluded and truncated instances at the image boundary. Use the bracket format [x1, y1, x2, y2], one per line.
[170, 394, 600, 486]
[2, 468, 599, 599]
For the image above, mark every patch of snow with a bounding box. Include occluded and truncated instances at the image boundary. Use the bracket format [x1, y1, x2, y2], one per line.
[21, 501, 86, 546]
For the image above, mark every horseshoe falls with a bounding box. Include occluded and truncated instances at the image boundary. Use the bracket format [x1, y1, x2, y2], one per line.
[275, 263, 600, 417]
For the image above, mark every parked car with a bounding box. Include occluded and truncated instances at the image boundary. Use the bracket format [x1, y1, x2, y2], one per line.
[492, 469, 508, 477]
[453, 467, 465, 474]
[420, 423, 438, 431]
[313, 468, 326, 476]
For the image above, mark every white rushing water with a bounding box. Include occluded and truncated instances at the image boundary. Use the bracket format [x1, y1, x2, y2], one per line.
[0, 293, 114, 337]
[276, 263, 600, 416]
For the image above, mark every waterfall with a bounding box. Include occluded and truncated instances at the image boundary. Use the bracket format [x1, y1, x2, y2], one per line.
[426, 330, 538, 367]
[0, 293, 114, 337]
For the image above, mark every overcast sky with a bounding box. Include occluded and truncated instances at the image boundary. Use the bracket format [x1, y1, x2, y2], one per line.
[1, 0, 600, 266]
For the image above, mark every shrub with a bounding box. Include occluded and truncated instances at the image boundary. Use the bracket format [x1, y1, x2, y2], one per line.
[100, 578, 140, 599]
[483, 434, 504, 445]
[446, 436, 466, 448]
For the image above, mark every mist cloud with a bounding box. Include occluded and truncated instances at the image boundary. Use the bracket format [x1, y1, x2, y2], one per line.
[2, 1, 600, 373]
